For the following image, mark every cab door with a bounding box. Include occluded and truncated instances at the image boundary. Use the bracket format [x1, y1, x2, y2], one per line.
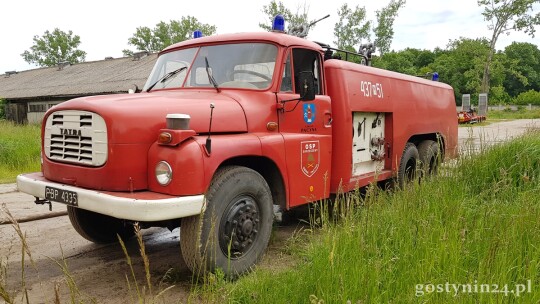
[277, 48, 332, 208]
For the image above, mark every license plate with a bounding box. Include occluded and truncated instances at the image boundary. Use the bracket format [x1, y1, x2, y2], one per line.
[45, 186, 78, 206]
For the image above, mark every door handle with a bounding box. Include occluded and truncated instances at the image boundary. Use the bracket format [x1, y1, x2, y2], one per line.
[324, 112, 333, 127]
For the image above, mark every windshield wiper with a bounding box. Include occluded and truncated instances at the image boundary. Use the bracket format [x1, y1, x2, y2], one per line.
[205, 57, 221, 93]
[146, 66, 187, 92]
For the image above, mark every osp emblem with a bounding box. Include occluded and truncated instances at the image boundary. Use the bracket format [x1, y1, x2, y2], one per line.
[301, 140, 320, 177]
[303, 103, 316, 125]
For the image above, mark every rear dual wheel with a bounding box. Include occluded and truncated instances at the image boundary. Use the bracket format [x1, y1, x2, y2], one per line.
[396, 143, 419, 188]
[180, 166, 273, 279]
[418, 140, 441, 177]
[396, 140, 441, 188]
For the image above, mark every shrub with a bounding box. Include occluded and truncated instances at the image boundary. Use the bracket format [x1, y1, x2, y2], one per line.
[514, 90, 540, 105]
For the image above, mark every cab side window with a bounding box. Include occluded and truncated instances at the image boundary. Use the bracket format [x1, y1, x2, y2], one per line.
[292, 48, 322, 95]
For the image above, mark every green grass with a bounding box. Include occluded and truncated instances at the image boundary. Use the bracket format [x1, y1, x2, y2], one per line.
[487, 108, 540, 120]
[0, 120, 41, 183]
[212, 132, 540, 303]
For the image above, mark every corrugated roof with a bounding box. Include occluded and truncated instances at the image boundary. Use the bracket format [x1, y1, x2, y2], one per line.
[0, 53, 157, 100]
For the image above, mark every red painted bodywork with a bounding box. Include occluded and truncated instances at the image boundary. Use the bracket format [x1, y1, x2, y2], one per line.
[325, 60, 458, 192]
[39, 31, 458, 211]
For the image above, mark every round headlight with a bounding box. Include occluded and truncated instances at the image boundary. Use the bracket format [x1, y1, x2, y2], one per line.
[155, 161, 173, 186]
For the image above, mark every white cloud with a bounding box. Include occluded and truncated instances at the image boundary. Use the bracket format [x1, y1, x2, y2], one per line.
[1, 0, 538, 73]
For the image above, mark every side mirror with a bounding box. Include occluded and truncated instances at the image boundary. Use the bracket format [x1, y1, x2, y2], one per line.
[297, 71, 316, 101]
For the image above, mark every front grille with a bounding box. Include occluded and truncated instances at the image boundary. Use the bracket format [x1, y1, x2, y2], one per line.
[44, 110, 107, 166]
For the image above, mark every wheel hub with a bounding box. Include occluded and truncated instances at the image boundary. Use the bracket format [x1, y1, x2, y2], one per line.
[242, 219, 253, 235]
[220, 196, 260, 258]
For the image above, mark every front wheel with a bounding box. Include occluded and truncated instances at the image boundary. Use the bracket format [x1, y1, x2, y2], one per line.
[180, 166, 273, 278]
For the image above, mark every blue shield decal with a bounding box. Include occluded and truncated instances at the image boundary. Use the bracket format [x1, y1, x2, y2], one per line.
[303, 103, 316, 125]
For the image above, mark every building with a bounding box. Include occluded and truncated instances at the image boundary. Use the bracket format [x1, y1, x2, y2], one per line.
[0, 52, 157, 124]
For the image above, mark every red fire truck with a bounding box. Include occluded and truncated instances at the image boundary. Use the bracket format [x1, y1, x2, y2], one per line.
[17, 17, 458, 277]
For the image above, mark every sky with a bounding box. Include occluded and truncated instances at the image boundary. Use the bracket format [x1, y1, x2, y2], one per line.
[1, 0, 539, 74]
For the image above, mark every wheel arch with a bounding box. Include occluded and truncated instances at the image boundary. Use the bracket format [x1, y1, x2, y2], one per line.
[407, 132, 446, 159]
[218, 156, 287, 210]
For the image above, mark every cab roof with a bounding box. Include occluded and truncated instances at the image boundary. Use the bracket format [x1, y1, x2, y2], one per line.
[161, 32, 324, 54]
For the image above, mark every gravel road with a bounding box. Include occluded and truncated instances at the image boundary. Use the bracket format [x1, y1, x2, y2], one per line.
[1, 119, 539, 303]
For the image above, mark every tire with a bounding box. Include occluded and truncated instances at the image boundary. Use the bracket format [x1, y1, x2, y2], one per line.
[180, 166, 273, 279]
[67, 206, 135, 244]
[418, 140, 441, 177]
[396, 143, 419, 188]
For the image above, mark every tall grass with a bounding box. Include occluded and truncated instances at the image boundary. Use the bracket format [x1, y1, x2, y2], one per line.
[0, 209, 175, 303]
[218, 131, 540, 303]
[1, 204, 39, 304]
[0, 120, 41, 183]
[117, 223, 176, 304]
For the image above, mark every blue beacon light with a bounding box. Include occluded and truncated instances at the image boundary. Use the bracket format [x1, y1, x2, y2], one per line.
[193, 30, 203, 39]
[431, 72, 439, 82]
[272, 14, 285, 32]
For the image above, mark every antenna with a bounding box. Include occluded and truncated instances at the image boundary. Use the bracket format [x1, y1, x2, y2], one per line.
[205, 103, 215, 154]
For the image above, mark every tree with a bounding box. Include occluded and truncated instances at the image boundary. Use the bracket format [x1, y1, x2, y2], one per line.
[124, 16, 217, 55]
[260, 1, 405, 57]
[428, 38, 494, 101]
[372, 50, 418, 75]
[333, 4, 371, 52]
[259, 1, 311, 33]
[503, 42, 540, 96]
[372, 48, 435, 75]
[373, 0, 406, 55]
[478, 0, 540, 93]
[333, 1, 406, 58]
[21, 28, 86, 67]
[486, 51, 511, 103]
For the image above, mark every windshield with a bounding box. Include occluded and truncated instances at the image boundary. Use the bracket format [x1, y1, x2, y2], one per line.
[143, 43, 278, 91]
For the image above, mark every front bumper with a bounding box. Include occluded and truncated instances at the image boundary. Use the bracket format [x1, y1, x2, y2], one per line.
[16, 172, 205, 222]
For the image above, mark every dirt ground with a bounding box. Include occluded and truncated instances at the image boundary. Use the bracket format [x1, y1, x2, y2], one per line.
[457, 118, 540, 153]
[0, 186, 306, 304]
[1, 119, 539, 304]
